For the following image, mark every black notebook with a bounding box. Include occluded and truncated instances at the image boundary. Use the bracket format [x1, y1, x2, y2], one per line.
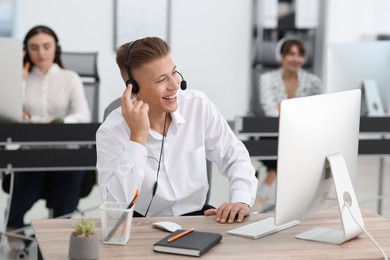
[153, 229, 222, 257]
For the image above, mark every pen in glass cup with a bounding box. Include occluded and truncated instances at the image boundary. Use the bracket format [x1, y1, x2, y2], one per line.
[104, 189, 139, 242]
[117, 192, 139, 240]
[120, 217, 128, 241]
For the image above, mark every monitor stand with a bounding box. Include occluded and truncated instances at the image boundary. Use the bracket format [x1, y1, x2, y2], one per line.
[295, 153, 364, 245]
[362, 80, 385, 117]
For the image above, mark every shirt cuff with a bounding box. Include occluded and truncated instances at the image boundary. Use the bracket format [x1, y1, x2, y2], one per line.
[231, 189, 255, 207]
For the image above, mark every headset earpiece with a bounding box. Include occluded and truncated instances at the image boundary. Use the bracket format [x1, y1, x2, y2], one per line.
[56, 44, 62, 56]
[126, 78, 140, 94]
[23, 44, 31, 66]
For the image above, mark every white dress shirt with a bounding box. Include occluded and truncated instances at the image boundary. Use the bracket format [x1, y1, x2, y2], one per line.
[23, 64, 91, 123]
[96, 90, 257, 216]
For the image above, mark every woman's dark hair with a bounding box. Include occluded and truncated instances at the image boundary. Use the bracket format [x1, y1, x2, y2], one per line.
[280, 39, 305, 57]
[116, 37, 170, 79]
[23, 25, 64, 71]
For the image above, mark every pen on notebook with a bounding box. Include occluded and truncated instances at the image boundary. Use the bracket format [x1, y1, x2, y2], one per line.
[168, 228, 194, 243]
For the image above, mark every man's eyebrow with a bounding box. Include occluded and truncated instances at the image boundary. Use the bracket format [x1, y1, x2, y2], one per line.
[155, 65, 177, 81]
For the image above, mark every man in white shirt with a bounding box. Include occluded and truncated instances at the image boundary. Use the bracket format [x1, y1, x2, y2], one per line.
[96, 37, 257, 224]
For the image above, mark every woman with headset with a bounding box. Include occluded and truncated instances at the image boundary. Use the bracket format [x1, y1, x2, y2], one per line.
[22, 25, 90, 123]
[97, 37, 257, 223]
[6, 25, 90, 250]
[256, 38, 322, 210]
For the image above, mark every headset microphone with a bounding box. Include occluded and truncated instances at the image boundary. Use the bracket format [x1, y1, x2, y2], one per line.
[176, 71, 187, 90]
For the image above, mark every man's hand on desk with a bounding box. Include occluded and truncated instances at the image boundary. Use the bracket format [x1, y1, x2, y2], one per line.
[204, 202, 250, 224]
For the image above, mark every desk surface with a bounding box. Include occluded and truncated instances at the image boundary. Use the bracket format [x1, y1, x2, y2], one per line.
[32, 209, 390, 259]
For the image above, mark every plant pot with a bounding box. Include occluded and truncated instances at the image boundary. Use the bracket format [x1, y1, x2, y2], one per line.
[68, 232, 99, 260]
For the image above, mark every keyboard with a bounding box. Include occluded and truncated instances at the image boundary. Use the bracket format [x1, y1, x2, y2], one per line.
[227, 217, 300, 239]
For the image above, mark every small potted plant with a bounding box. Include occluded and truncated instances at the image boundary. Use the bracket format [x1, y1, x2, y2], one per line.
[68, 219, 99, 260]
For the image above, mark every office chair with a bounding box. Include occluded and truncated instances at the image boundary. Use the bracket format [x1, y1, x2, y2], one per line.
[1, 168, 96, 215]
[103, 98, 213, 206]
[61, 52, 100, 122]
[1, 148, 97, 259]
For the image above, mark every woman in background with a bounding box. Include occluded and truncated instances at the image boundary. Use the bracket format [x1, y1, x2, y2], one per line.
[256, 38, 322, 210]
[22, 25, 90, 123]
[6, 25, 90, 249]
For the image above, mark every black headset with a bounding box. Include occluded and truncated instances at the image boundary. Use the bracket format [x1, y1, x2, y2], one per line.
[124, 40, 187, 94]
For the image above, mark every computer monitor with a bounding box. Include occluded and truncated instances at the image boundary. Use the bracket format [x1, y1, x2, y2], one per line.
[0, 37, 23, 122]
[325, 41, 390, 116]
[274, 89, 364, 245]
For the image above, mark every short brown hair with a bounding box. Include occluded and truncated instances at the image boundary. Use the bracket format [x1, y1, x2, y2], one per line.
[280, 39, 305, 57]
[116, 37, 170, 77]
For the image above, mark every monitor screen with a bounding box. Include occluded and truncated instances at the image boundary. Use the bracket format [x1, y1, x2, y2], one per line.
[274, 90, 364, 244]
[325, 41, 390, 115]
[0, 37, 23, 122]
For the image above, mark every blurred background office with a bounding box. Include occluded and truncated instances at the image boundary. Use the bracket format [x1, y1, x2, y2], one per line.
[2, 0, 390, 121]
[1, 0, 390, 258]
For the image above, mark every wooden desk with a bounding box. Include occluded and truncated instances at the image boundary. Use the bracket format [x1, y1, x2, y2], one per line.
[32, 209, 390, 259]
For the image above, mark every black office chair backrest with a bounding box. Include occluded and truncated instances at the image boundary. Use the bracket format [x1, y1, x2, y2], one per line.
[254, 40, 314, 69]
[62, 52, 100, 122]
[103, 97, 121, 121]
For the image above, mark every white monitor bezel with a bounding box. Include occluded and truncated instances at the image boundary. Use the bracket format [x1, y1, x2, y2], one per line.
[0, 37, 23, 123]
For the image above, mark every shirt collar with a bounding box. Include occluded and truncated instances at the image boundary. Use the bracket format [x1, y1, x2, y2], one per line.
[149, 91, 186, 139]
[171, 110, 185, 126]
[279, 67, 303, 78]
[31, 63, 60, 77]
[171, 91, 186, 126]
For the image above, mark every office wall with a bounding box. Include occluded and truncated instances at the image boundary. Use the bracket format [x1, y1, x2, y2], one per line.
[325, 0, 390, 43]
[322, 0, 390, 97]
[22, 0, 252, 121]
[170, 0, 252, 120]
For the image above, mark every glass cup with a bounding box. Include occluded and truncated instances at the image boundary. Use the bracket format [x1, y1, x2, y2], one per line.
[99, 202, 134, 245]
